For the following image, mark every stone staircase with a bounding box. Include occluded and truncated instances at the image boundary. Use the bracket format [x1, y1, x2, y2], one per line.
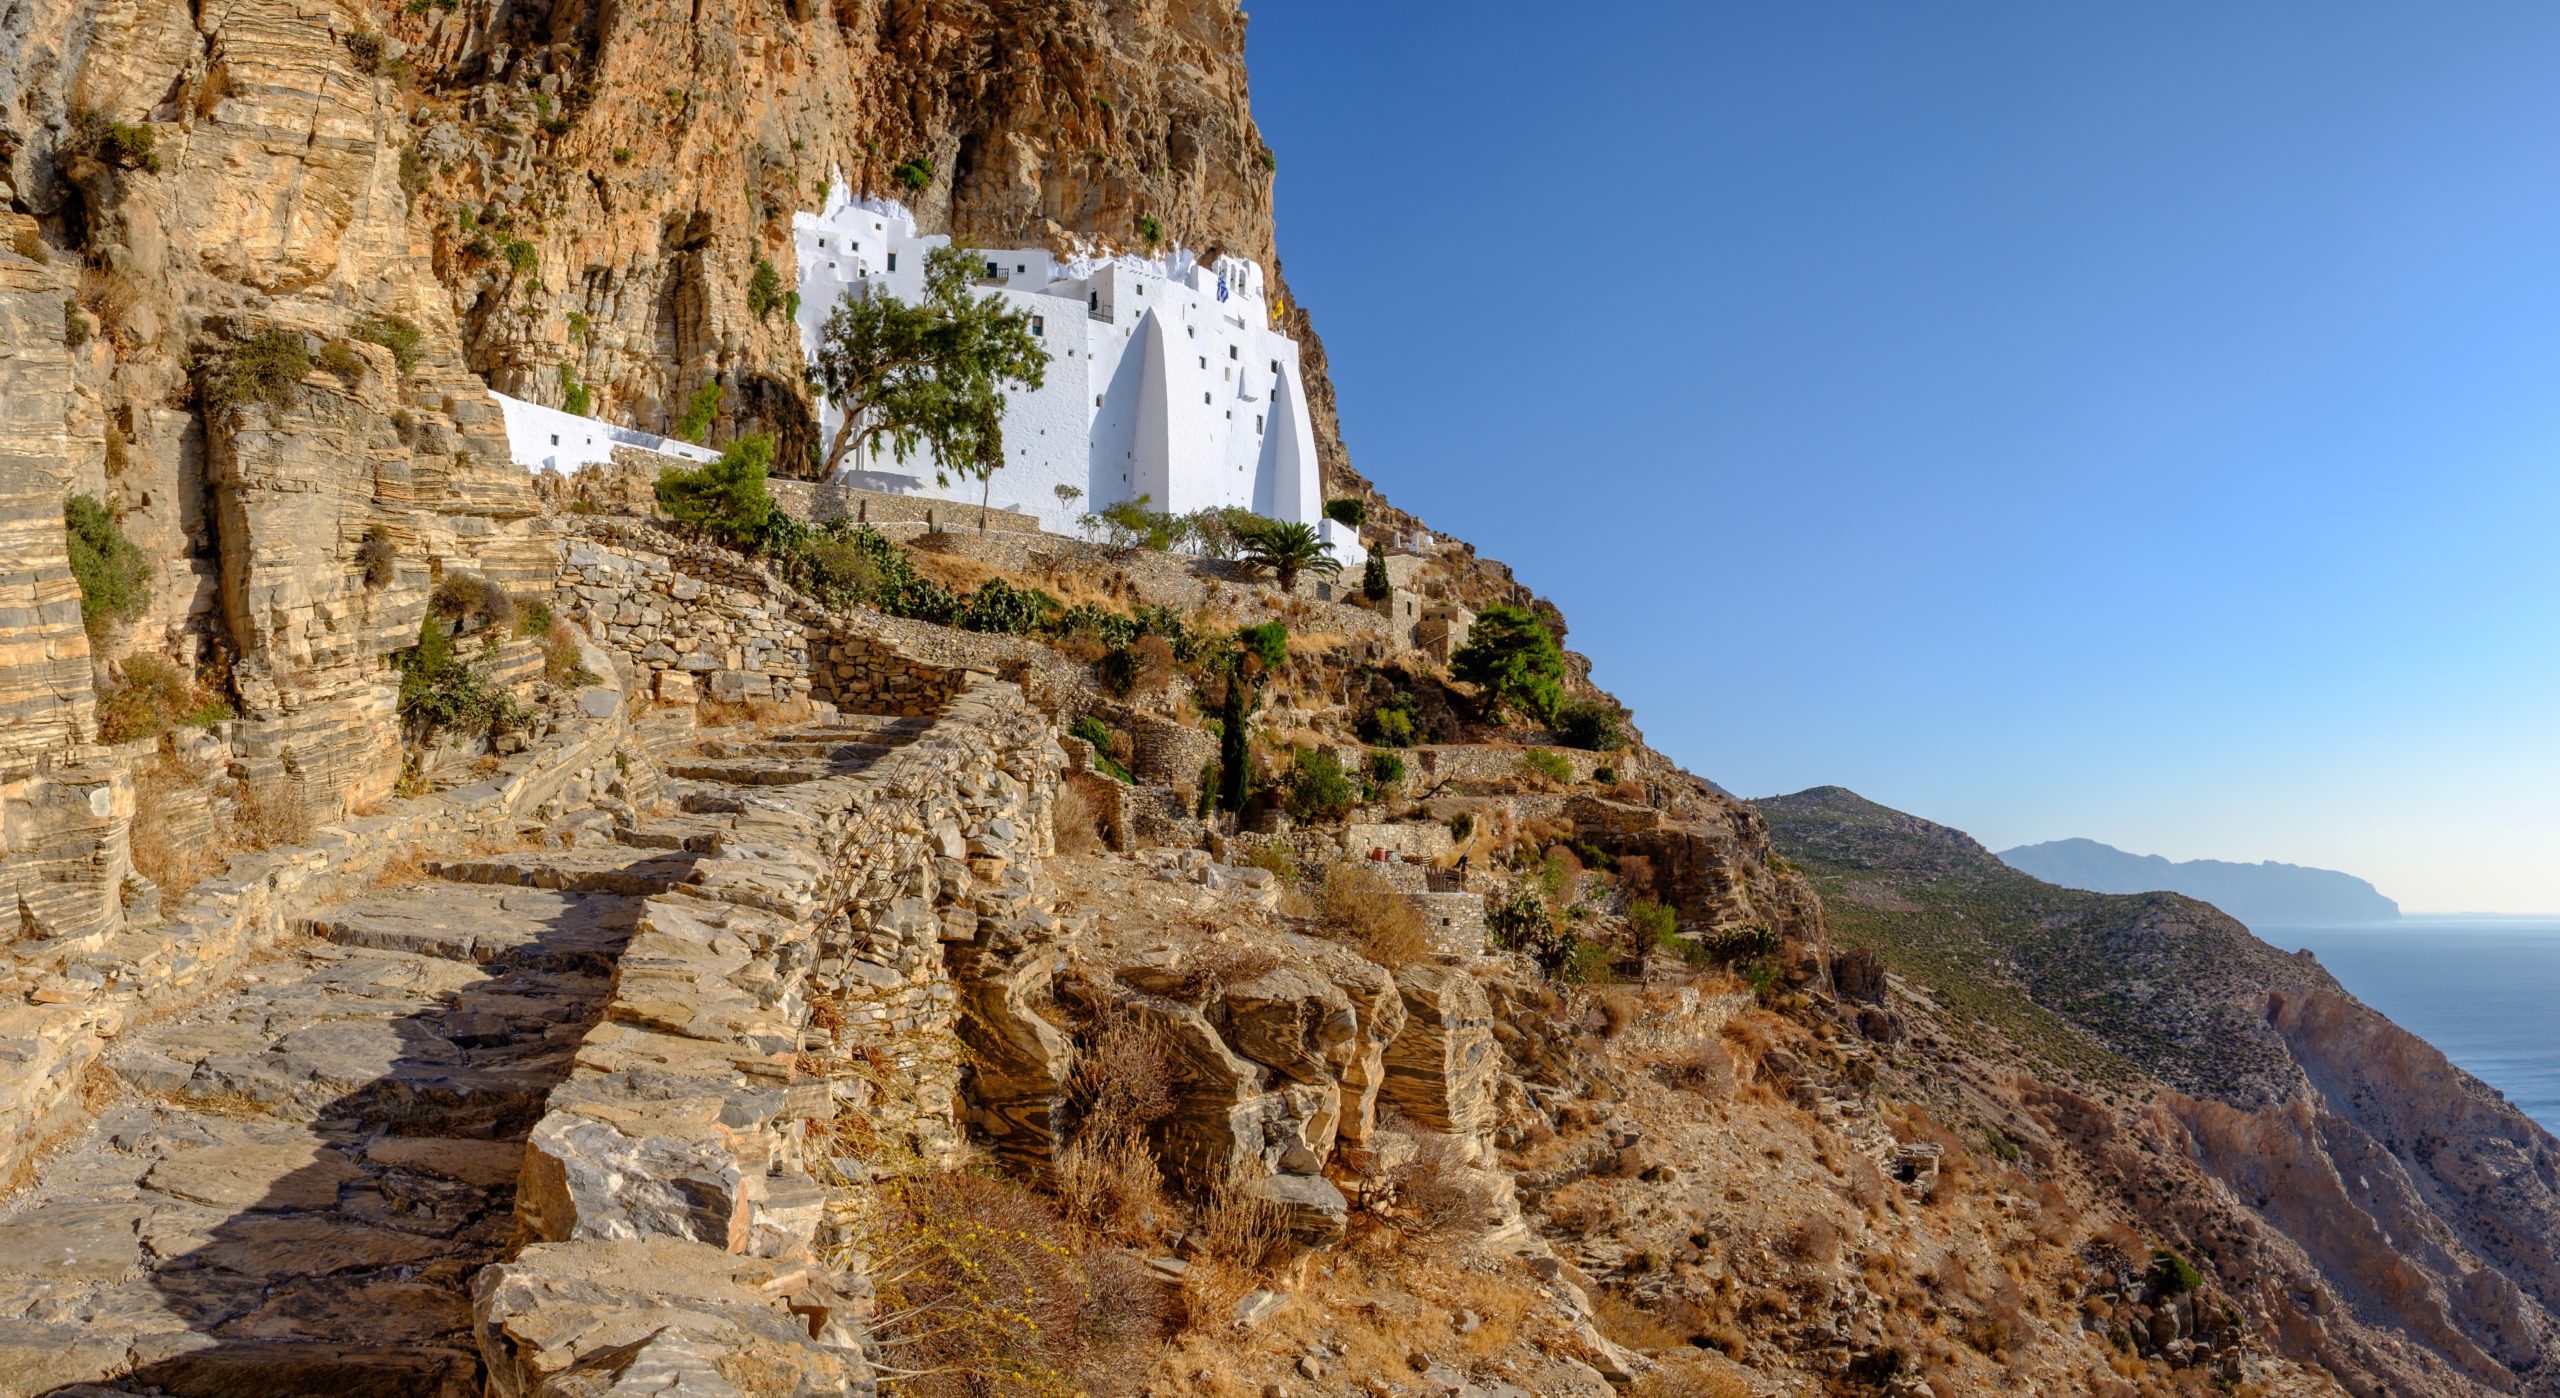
[0, 716, 930, 1398]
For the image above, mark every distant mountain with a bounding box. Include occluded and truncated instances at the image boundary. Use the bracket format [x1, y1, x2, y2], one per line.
[1996, 837, 2399, 926]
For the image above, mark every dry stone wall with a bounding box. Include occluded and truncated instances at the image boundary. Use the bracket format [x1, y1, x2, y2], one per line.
[481, 676, 1057, 1387]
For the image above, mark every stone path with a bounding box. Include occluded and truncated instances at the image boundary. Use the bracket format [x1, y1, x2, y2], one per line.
[0, 716, 924, 1398]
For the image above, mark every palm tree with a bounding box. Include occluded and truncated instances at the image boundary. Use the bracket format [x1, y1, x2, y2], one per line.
[1239, 520, 1343, 592]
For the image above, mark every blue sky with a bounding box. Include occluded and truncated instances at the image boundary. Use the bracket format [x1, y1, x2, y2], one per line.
[1245, 2, 2560, 913]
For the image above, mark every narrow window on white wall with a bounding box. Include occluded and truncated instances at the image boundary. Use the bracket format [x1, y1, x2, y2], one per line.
[1229, 345, 1239, 359]
[1031, 316, 1046, 338]
[1270, 360, 1280, 375]
[1256, 415, 1264, 433]
[1095, 395, 1104, 407]
[1203, 393, 1211, 405]
[1198, 356, 1207, 370]
[888, 252, 898, 271]
[550, 434, 560, 446]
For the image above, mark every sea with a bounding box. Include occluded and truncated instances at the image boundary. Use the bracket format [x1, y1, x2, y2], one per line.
[2263, 917, 2560, 1135]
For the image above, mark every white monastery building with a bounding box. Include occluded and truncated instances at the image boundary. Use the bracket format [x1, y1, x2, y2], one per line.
[791, 186, 1361, 566]
[490, 393, 716, 475]
[491, 184, 1357, 568]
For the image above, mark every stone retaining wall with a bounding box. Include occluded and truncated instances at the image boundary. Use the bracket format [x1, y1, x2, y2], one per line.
[480, 676, 1058, 1386]
[769, 478, 1043, 533]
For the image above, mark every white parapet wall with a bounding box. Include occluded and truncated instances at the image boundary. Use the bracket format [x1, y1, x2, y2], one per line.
[792, 184, 1362, 570]
[492, 392, 719, 475]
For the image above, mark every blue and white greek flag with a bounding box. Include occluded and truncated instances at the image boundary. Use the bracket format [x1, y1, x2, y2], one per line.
[1217, 275, 1230, 303]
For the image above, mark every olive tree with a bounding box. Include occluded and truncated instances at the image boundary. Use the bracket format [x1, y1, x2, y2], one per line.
[809, 244, 1049, 522]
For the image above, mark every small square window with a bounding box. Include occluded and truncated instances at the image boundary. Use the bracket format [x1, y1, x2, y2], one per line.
[550, 434, 560, 446]
[1016, 263, 1027, 274]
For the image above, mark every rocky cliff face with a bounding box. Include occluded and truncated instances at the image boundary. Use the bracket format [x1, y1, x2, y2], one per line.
[1763, 785, 2560, 1397]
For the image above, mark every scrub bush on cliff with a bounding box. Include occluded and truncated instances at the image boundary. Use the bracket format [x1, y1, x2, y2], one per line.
[1451, 604, 1565, 724]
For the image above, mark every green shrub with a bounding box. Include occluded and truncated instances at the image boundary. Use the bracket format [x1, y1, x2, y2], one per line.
[1630, 898, 1678, 950]
[1554, 698, 1625, 752]
[98, 121, 160, 173]
[346, 28, 386, 73]
[1323, 497, 1367, 528]
[1592, 765, 1617, 786]
[397, 613, 528, 739]
[1236, 621, 1288, 672]
[1361, 553, 1392, 604]
[1069, 716, 1134, 783]
[656, 435, 775, 549]
[1365, 749, 1405, 788]
[1557, 936, 1614, 986]
[959, 578, 1053, 635]
[1282, 747, 1358, 824]
[501, 238, 538, 279]
[2149, 1251, 2204, 1298]
[1519, 749, 1572, 785]
[673, 380, 723, 443]
[515, 597, 556, 639]
[565, 310, 590, 343]
[1361, 691, 1422, 748]
[558, 361, 591, 416]
[1137, 215, 1163, 247]
[96, 653, 230, 744]
[64, 494, 152, 644]
[1452, 604, 1565, 723]
[748, 256, 785, 319]
[892, 157, 934, 192]
[612, 146, 634, 164]
[200, 329, 311, 414]
[63, 301, 91, 348]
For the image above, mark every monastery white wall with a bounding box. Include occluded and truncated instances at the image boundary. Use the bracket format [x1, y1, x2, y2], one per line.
[492, 392, 717, 475]
[791, 186, 1357, 568]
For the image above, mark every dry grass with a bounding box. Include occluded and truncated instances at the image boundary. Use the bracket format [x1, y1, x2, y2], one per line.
[129, 756, 215, 895]
[1052, 776, 1105, 854]
[1317, 863, 1430, 970]
[1179, 1165, 1296, 1328]
[227, 778, 314, 852]
[1056, 1128, 1168, 1247]
[1173, 943, 1282, 1004]
[1371, 1114, 1497, 1250]
[1656, 1037, 1737, 1098]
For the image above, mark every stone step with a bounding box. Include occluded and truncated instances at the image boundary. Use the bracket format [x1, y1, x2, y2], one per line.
[670, 782, 751, 815]
[305, 886, 641, 972]
[786, 716, 933, 743]
[614, 813, 741, 853]
[662, 757, 838, 786]
[420, 847, 703, 896]
[695, 737, 895, 762]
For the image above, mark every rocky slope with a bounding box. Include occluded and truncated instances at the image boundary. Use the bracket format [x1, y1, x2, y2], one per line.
[1764, 786, 2560, 1397]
